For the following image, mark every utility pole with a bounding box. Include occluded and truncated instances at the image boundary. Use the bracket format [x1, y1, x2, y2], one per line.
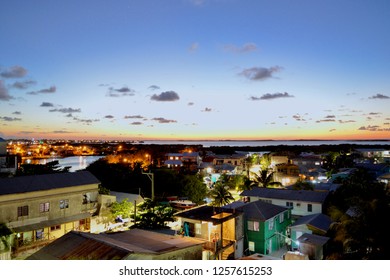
[142, 172, 154, 200]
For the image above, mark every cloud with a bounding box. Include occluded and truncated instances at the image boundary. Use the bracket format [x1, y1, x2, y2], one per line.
[224, 43, 258, 53]
[338, 120, 356, 124]
[0, 66, 27, 78]
[0, 116, 22, 121]
[189, 42, 199, 52]
[151, 91, 180, 101]
[201, 107, 212, 112]
[27, 86, 56, 95]
[239, 66, 283, 81]
[250, 92, 294, 100]
[188, 102, 195, 106]
[104, 115, 114, 119]
[40, 102, 54, 107]
[358, 125, 390, 131]
[292, 114, 306, 122]
[72, 117, 100, 125]
[0, 80, 14, 101]
[151, 117, 177, 124]
[316, 119, 336, 123]
[148, 85, 160, 91]
[324, 115, 336, 119]
[130, 121, 143, 125]
[124, 115, 144, 119]
[12, 111, 21, 115]
[369, 93, 389, 99]
[49, 107, 81, 113]
[107, 86, 135, 97]
[11, 80, 36, 89]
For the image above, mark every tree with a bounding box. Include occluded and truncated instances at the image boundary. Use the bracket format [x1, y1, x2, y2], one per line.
[135, 198, 176, 229]
[181, 175, 208, 204]
[209, 182, 234, 207]
[292, 179, 314, 190]
[110, 199, 133, 219]
[325, 168, 390, 259]
[16, 160, 70, 176]
[251, 169, 283, 188]
[0, 223, 12, 252]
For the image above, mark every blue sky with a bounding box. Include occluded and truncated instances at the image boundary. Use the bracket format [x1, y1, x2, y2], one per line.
[1, 0, 389, 140]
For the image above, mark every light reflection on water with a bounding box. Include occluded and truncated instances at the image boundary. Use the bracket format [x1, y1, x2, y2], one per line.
[23, 155, 105, 172]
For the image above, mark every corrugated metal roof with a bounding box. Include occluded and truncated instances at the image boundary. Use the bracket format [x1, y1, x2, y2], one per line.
[223, 200, 288, 221]
[241, 187, 329, 203]
[297, 233, 330, 246]
[27, 229, 205, 260]
[0, 171, 100, 195]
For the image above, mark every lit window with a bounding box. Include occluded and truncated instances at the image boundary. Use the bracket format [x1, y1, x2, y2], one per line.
[248, 220, 259, 231]
[60, 199, 69, 209]
[248, 241, 255, 252]
[39, 202, 50, 213]
[279, 213, 284, 223]
[195, 223, 202, 235]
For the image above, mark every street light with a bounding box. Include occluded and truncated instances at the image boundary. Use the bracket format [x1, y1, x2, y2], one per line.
[142, 171, 154, 200]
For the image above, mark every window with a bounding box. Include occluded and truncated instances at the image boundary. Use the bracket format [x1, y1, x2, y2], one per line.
[17, 205, 29, 217]
[247, 220, 259, 231]
[286, 201, 293, 208]
[50, 225, 61, 231]
[268, 218, 274, 230]
[248, 241, 255, 252]
[60, 199, 69, 209]
[308, 204, 312, 212]
[39, 202, 50, 213]
[195, 223, 202, 235]
[279, 212, 284, 223]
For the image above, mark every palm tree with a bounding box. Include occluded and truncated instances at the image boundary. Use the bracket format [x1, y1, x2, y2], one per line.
[251, 169, 283, 188]
[209, 182, 234, 207]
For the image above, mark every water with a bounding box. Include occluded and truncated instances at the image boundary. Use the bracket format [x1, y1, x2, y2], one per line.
[24, 155, 104, 172]
[140, 139, 390, 147]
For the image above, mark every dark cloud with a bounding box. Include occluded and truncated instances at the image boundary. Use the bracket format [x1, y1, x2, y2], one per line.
[151, 91, 180, 102]
[52, 130, 72, 134]
[0, 80, 13, 101]
[11, 80, 36, 89]
[148, 85, 160, 91]
[224, 43, 257, 53]
[316, 119, 336, 123]
[250, 92, 294, 100]
[358, 125, 390, 131]
[151, 117, 177, 123]
[369, 94, 389, 99]
[40, 102, 54, 107]
[49, 108, 81, 113]
[188, 102, 195, 106]
[202, 107, 212, 112]
[12, 111, 21, 115]
[338, 120, 356, 124]
[292, 114, 306, 122]
[239, 66, 282, 81]
[73, 117, 100, 125]
[107, 86, 135, 97]
[104, 115, 114, 119]
[324, 115, 336, 119]
[0, 116, 22, 121]
[130, 121, 143, 125]
[124, 115, 144, 119]
[0, 66, 27, 78]
[27, 86, 56, 95]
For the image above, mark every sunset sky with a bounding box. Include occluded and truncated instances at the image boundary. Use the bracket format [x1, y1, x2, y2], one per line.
[1, 0, 389, 141]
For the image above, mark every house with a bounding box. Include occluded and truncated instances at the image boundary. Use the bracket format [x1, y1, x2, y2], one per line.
[240, 187, 329, 218]
[288, 213, 332, 250]
[297, 233, 330, 260]
[0, 171, 100, 259]
[174, 205, 244, 260]
[212, 154, 246, 174]
[164, 152, 201, 172]
[378, 173, 390, 188]
[224, 200, 292, 256]
[27, 228, 205, 260]
[355, 148, 390, 163]
[273, 162, 300, 186]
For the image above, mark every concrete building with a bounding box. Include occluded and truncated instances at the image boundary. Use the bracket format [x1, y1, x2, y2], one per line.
[0, 171, 100, 259]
